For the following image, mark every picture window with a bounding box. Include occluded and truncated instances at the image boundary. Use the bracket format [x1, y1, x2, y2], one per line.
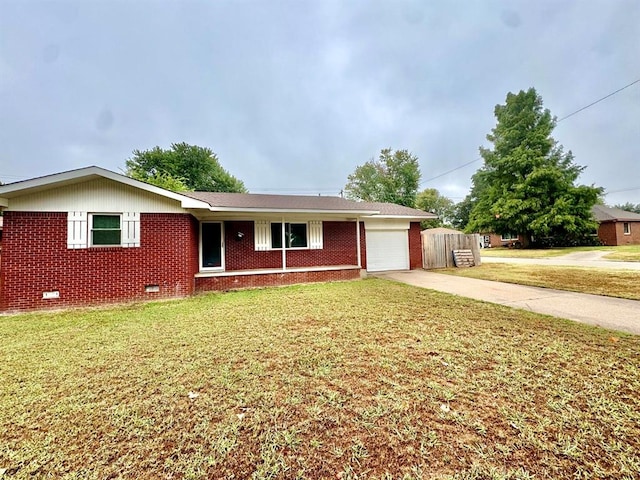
[271, 222, 308, 249]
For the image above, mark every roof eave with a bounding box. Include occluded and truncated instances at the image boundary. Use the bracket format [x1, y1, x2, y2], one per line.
[361, 214, 437, 220]
[205, 206, 381, 215]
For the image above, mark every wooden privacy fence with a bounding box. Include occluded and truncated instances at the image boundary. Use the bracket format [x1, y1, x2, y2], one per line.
[422, 233, 482, 269]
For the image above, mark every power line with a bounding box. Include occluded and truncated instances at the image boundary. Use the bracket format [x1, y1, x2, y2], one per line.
[557, 78, 640, 122]
[607, 186, 640, 194]
[422, 77, 640, 185]
[420, 157, 482, 184]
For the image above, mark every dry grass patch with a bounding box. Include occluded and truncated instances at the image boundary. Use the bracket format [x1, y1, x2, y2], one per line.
[480, 245, 640, 261]
[1, 279, 639, 479]
[479, 246, 614, 258]
[603, 245, 640, 262]
[440, 264, 640, 300]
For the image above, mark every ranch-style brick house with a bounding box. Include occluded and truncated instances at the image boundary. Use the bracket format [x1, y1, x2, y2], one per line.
[591, 205, 640, 246]
[0, 166, 435, 312]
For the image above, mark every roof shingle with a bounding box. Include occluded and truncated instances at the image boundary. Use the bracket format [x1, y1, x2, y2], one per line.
[183, 192, 436, 218]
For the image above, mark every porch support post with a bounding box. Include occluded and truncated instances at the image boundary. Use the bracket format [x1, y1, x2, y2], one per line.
[356, 217, 362, 268]
[281, 217, 287, 271]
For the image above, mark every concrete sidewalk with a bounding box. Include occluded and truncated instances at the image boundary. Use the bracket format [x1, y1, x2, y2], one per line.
[377, 270, 640, 335]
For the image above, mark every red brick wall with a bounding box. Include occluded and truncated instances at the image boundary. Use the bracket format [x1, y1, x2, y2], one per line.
[0, 212, 198, 312]
[196, 268, 360, 292]
[360, 222, 367, 271]
[408, 222, 422, 269]
[598, 223, 618, 246]
[223, 220, 360, 270]
[598, 221, 640, 245]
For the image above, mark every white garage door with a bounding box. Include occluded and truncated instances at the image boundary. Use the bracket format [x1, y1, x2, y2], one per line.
[366, 229, 409, 272]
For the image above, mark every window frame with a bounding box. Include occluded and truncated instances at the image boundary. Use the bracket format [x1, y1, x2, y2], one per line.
[500, 232, 519, 241]
[270, 222, 309, 250]
[623, 222, 631, 235]
[89, 213, 122, 247]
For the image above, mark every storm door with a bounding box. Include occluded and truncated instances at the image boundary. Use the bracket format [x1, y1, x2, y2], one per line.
[201, 222, 224, 270]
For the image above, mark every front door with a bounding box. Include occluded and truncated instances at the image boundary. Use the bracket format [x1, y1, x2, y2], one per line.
[201, 222, 223, 270]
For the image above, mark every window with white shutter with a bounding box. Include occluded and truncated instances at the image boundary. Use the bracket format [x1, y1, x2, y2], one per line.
[67, 211, 141, 249]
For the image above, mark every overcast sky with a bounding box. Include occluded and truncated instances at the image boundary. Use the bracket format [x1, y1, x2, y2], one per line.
[1, 0, 639, 205]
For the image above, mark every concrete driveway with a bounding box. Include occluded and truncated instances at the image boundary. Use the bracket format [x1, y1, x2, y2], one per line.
[377, 270, 640, 335]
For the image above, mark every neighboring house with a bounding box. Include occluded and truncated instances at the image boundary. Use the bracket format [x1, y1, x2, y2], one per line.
[592, 205, 640, 246]
[0, 166, 435, 312]
[479, 232, 525, 248]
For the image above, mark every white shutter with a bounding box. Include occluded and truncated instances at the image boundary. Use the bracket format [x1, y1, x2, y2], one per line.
[122, 212, 141, 247]
[309, 221, 323, 249]
[254, 220, 269, 251]
[67, 211, 88, 249]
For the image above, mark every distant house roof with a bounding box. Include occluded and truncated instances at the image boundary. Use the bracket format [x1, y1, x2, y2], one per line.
[422, 227, 463, 235]
[592, 205, 640, 222]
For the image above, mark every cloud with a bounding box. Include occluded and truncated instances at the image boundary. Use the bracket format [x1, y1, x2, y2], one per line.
[0, 0, 638, 203]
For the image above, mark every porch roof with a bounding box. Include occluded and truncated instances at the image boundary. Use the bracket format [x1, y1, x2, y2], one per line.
[184, 192, 436, 219]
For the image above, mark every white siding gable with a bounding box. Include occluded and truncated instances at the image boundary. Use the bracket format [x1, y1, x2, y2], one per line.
[8, 178, 186, 213]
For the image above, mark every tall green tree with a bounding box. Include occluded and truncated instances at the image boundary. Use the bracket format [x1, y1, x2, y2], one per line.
[415, 188, 455, 228]
[125, 142, 247, 192]
[467, 88, 602, 245]
[344, 148, 421, 207]
[451, 195, 474, 231]
[614, 202, 640, 214]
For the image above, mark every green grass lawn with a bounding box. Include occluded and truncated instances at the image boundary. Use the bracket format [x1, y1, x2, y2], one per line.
[480, 245, 640, 261]
[1, 280, 639, 479]
[439, 264, 640, 300]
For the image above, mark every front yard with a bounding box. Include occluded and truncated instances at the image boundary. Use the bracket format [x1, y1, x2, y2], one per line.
[480, 245, 640, 262]
[1, 280, 639, 479]
[439, 264, 640, 300]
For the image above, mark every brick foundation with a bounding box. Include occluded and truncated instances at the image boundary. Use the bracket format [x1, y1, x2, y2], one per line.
[195, 268, 361, 292]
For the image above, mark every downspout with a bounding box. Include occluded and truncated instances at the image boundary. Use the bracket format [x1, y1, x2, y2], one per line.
[281, 217, 287, 271]
[356, 217, 361, 268]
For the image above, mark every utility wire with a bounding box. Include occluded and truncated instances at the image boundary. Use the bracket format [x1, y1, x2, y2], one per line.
[557, 78, 640, 122]
[420, 157, 482, 184]
[606, 186, 640, 194]
[421, 77, 640, 185]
